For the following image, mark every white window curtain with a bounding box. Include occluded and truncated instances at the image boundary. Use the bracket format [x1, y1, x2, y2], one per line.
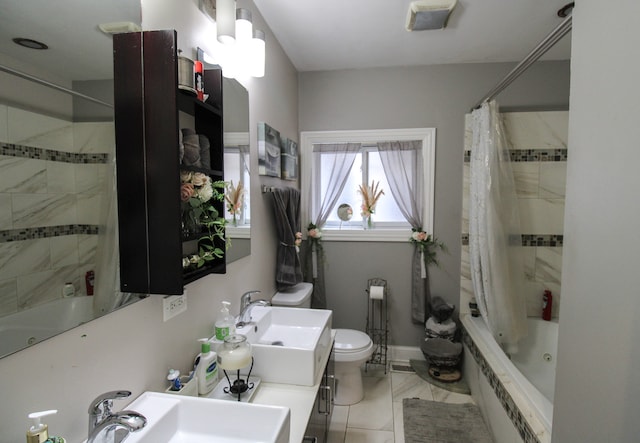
[468, 100, 528, 352]
[304, 143, 360, 308]
[378, 141, 428, 324]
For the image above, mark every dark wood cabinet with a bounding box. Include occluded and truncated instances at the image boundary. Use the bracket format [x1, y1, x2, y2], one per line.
[113, 30, 225, 295]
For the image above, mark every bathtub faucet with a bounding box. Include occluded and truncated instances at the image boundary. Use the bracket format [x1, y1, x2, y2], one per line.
[237, 290, 270, 327]
[87, 390, 147, 443]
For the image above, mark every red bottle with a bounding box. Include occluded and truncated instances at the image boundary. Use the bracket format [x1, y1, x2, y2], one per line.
[86, 270, 95, 296]
[542, 290, 553, 321]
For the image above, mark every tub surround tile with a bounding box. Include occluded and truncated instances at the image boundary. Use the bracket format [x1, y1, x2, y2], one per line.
[50, 235, 79, 268]
[0, 105, 7, 140]
[512, 162, 540, 198]
[0, 278, 18, 317]
[502, 112, 569, 149]
[8, 108, 73, 150]
[75, 163, 104, 194]
[73, 122, 115, 154]
[0, 239, 50, 280]
[0, 194, 11, 230]
[78, 234, 98, 264]
[12, 193, 77, 228]
[522, 248, 537, 281]
[539, 163, 566, 199]
[17, 264, 79, 309]
[47, 161, 76, 193]
[518, 198, 564, 234]
[77, 193, 103, 225]
[0, 156, 47, 193]
[534, 247, 562, 285]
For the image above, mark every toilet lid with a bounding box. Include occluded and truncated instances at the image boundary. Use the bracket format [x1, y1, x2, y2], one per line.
[334, 329, 371, 353]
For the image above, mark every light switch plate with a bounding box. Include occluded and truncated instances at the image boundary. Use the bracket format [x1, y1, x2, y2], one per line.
[163, 292, 187, 321]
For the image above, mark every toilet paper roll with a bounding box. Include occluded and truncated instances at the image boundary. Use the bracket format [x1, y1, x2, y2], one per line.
[369, 285, 385, 300]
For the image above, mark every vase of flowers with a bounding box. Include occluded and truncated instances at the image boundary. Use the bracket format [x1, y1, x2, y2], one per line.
[225, 180, 244, 227]
[358, 180, 385, 229]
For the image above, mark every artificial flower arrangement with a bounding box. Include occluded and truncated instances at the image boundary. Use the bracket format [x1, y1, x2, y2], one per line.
[358, 180, 384, 228]
[306, 222, 325, 263]
[180, 171, 226, 270]
[410, 228, 446, 267]
[225, 180, 245, 225]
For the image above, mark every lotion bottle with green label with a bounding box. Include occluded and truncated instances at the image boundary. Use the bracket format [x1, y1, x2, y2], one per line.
[196, 338, 218, 396]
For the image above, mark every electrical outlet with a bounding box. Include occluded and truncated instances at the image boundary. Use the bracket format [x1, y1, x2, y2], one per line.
[163, 292, 187, 321]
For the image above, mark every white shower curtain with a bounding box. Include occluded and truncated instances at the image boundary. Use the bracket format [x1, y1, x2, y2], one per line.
[468, 101, 527, 351]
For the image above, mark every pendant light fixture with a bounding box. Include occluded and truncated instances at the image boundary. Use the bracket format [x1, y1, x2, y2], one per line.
[216, 0, 236, 44]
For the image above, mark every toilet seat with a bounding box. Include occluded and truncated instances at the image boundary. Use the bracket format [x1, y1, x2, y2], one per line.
[332, 329, 374, 362]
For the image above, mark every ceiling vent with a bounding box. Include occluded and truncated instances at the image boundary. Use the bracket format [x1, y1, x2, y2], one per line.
[406, 0, 458, 31]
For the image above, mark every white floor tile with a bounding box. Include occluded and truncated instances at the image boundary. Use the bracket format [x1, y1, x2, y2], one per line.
[327, 405, 349, 443]
[392, 401, 404, 443]
[344, 428, 395, 443]
[391, 372, 434, 402]
[347, 375, 393, 431]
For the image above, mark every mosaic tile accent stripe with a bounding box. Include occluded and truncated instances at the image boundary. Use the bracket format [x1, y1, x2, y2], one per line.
[1, 142, 109, 164]
[0, 224, 99, 243]
[462, 326, 540, 443]
[461, 233, 563, 247]
[464, 148, 568, 163]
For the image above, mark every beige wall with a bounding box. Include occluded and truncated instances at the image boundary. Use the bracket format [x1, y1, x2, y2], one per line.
[0, 1, 299, 442]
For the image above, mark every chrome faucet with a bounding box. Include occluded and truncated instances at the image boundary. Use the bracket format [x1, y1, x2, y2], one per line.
[237, 290, 270, 327]
[88, 390, 147, 443]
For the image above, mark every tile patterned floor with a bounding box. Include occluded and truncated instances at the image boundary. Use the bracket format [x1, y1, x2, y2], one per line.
[327, 362, 475, 443]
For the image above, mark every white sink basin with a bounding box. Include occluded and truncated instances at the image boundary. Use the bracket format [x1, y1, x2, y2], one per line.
[235, 306, 332, 386]
[120, 391, 290, 443]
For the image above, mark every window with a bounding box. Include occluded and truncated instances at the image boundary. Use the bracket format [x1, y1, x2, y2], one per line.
[223, 137, 251, 229]
[301, 128, 435, 241]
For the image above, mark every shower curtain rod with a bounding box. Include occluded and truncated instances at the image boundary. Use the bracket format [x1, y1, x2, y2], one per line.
[470, 13, 572, 112]
[0, 64, 114, 108]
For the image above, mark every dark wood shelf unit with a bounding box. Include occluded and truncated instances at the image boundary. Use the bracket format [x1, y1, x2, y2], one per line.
[113, 29, 225, 296]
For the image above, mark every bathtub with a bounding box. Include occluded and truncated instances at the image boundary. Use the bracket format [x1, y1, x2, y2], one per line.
[461, 314, 558, 443]
[0, 296, 94, 358]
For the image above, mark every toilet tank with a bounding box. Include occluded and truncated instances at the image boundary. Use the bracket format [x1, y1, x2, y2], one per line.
[272, 282, 313, 308]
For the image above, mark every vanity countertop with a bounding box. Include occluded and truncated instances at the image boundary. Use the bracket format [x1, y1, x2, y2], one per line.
[252, 331, 335, 443]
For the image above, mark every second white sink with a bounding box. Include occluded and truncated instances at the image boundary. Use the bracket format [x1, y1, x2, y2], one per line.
[121, 391, 290, 443]
[235, 306, 332, 386]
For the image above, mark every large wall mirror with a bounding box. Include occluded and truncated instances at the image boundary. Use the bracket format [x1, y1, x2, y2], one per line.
[0, 0, 142, 359]
[197, 49, 251, 263]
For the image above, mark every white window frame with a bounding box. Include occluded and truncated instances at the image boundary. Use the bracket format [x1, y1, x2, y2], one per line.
[301, 128, 436, 242]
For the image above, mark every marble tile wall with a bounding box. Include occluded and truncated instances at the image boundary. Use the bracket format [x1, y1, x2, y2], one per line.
[461, 111, 568, 319]
[0, 105, 112, 317]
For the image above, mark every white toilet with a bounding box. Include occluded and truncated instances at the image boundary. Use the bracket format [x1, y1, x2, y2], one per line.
[271, 282, 314, 308]
[331, 328, 374, 405]
[271, 282, 374, 406]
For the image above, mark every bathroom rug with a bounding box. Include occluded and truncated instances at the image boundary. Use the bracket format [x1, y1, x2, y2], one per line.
[403, 398, 493, 443]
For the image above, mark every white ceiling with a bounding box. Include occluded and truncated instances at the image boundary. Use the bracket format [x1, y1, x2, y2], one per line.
[0, 0, 140, 82]
[0, 1, 572, 82]
[253, 0, 572, 72]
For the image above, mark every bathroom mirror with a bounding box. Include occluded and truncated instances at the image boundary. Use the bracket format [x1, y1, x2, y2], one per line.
[337, 203, 354, 221]
[0, 0, 143, 359]
[197, 49, 251, 263]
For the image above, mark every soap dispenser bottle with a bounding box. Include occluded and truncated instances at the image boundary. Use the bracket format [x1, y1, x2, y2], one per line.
[26, 410, 66, 443]
[215, 301, 235, 341]
[196, 338, 218, 396]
